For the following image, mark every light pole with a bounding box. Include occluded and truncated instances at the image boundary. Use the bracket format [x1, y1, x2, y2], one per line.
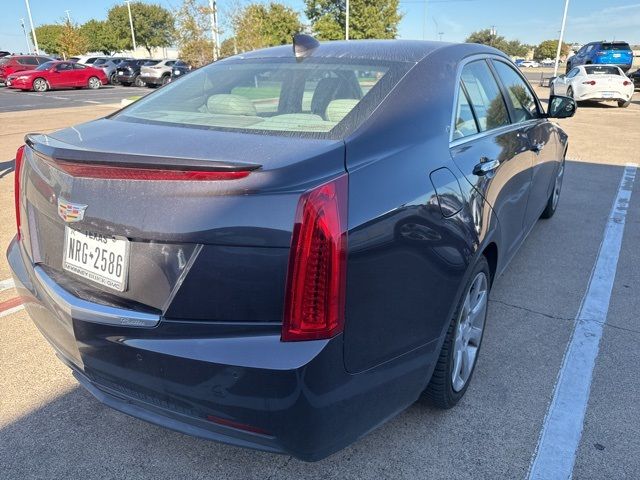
[554, 0, 570, 77]
[208, 0, 219, 61]
[24, 0, 39, 54]
[345, 0, 350, 40]
[125, 0, 137, 53]
[20, 18, 31, 54]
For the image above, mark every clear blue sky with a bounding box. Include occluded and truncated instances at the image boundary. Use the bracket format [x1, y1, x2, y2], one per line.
[2, 0, 639, 54]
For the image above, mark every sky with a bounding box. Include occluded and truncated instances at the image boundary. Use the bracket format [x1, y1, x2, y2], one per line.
[1, 0, 639, 54]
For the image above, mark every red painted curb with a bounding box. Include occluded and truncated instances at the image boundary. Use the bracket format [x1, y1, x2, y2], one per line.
[0, 296, 24, 313]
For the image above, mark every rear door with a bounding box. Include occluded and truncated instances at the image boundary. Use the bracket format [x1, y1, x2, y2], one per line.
[491, 59, 558, 229]
[450, 58, 533, 264]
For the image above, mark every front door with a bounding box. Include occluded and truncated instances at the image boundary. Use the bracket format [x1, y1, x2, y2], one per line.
[450, 59, 533, 264]
[52, 62, 76, 88]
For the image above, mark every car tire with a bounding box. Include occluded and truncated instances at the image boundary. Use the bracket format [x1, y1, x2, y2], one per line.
[161, 75, 170, 86]
[133, 75, 145, 88]
[422, 256, 491, 409]
[32, 78, 48, 92]
[618, 100, 630, 108]
[109, 73, 118, 85]
[541, 159, 565, 219]
[87, 77, 101, 90]
[567, 86, 574, 99]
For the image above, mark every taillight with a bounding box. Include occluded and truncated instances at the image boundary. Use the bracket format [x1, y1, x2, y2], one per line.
[14, 145, 25, 240]
[44, 159, 251, 181]
[623, 80, 631, 86]
[582, 80, 596, 85]
[282, 174, 348, 341]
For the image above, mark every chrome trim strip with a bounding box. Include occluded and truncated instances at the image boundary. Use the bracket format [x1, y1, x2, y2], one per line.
[34, 266, 160, 328]
[449, 119, 539, 148]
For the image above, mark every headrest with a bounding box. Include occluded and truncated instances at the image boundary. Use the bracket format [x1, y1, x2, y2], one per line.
[207, 94, 257, 116]
[325, 99, 359, 123]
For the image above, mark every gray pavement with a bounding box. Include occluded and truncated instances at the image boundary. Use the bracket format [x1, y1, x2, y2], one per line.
[2, 159, 639, 479]
[0, 84, 151, 112]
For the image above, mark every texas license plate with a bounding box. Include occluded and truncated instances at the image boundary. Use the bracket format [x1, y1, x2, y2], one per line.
[601, 92, 614, 98]
[63, 227, 130, 292]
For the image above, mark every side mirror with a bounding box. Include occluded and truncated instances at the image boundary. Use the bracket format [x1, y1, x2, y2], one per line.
[547, 95, 576, 119]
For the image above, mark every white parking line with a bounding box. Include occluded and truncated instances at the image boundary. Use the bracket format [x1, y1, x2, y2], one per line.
[0, 278, 15, 292]
[528, 164, 637, 480]
[0, 305, 24, 318]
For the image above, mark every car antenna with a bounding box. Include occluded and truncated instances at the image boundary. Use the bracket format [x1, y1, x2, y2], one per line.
[293, 34, 319, 61]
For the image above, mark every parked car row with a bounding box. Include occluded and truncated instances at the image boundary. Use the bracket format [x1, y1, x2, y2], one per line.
[0, 54, 193, 91]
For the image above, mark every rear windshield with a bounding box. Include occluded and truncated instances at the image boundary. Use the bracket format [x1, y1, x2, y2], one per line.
[143, 60, 160, 66]
[115, 57, 410, 138]
[601, 43, 631, 51]
[584, 65, 620, 75]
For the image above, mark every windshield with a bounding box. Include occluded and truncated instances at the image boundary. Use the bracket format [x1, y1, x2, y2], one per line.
[36, 61, 55, 71]
[115, 57, 410, 138]
[584, 65, 620, 75]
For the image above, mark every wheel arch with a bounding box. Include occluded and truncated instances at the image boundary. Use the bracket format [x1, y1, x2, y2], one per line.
[481, 242, 498, 286]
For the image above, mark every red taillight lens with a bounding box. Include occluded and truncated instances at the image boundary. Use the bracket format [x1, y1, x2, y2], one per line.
[582, 80, 596, 85]
[282, 174, 348, 342]
[14, 145, 25, 240]
[623, 80, 631, 86]
[48, 160, 251, 181]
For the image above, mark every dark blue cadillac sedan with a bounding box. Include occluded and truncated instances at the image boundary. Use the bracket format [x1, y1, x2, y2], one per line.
[8, 36, 575, 461]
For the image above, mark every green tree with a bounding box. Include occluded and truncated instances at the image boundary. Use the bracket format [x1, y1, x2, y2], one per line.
[57, 19, 89, 59]
[80, 20, 119, 55]
[32, 24, 64, 56]
[107, 2, 175, 56]
[534, 39, 570, 60]
[233, 2, 302, 52]
[305, 0, 402, 40]
[503, 39, 530, 58]
[220, 37, 238, 58]
[466, 29, 530, 57]
[175, 0, 215, 67]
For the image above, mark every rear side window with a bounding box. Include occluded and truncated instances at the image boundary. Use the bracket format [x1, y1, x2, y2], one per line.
[20, 57, 39, 66]
[452, 85, 478, 139]
[491, 60, 540, 123]
[73, 63, 87, 70]
[601, 43, 631, 51]
[143, 60, 160, 66]
[584, 65, 620, 75]
[460, 61, 509, 132]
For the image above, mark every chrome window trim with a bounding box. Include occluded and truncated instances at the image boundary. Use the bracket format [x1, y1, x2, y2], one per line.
[449, 53, 546, 147]
[34, 266, 160, 328]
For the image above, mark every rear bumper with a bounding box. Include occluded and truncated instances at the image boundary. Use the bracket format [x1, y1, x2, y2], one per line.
[116, 73, 136, 83]
[575, 89, 632, 102]
[7, 237, 436, 461]
[140, 75, 165, 86]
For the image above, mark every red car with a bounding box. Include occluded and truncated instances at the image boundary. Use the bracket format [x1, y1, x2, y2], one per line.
[6, 60, 108, 92]
[0, 55, 53, 83]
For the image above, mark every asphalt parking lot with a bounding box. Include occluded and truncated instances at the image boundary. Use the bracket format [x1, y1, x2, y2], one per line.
[1, 86, 639, 479]
[0, 84, 151, 112]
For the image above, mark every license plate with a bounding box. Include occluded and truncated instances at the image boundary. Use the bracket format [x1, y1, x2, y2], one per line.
[601, 92, 614, 98]
[118, 71, 125, 75]
[6, 81, 10, 86]
[63, 227, 130, 292]
[613, 53, 621, 58]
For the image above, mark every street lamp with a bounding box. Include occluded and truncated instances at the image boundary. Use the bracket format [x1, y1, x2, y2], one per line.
[554, 0, 570, 77]
[125, 0, 137, 53]
[24, 0, 39, 54]
[20, 19, 31, 54]
[346, 0, 350, 40]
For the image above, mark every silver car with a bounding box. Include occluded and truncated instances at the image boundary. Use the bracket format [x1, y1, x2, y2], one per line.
[94, 58, 133, 85]
[139, 59, 180, 87]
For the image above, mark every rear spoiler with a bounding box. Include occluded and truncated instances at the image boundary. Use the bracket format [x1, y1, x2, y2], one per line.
[24, 133, 262, 172]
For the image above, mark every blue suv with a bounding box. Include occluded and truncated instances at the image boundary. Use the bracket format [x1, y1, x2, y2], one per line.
[567, 42, 633, 73]
[566, 41, 633, 73]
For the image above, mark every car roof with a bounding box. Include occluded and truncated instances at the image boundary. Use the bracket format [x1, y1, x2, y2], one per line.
[236, 39, 460, 63]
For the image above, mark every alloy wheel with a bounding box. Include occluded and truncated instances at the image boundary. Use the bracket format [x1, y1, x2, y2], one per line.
[552, 161, 564, 210]
[33, 78, 47, 92]
[88, 77, 101, 89]
[452, 271, 488, 392]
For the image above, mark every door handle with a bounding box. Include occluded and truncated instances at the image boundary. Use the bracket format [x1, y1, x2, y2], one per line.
[530, 142, 545, 154]
[473, 157, 500, 176]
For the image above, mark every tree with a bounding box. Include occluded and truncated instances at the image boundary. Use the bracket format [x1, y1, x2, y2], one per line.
[465, 29, 530, 58]
[305, 0, 402, 40]
[107, 2, 175, 56]
[220, 37, 238, 58]
[233, 2, 302, 52]
[534, 40, 570, 60]
[32, 24, 64, 56]
[80, 20, 119, 55]
[57, 19, 89, 59]
[175, 0, 215, 67]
